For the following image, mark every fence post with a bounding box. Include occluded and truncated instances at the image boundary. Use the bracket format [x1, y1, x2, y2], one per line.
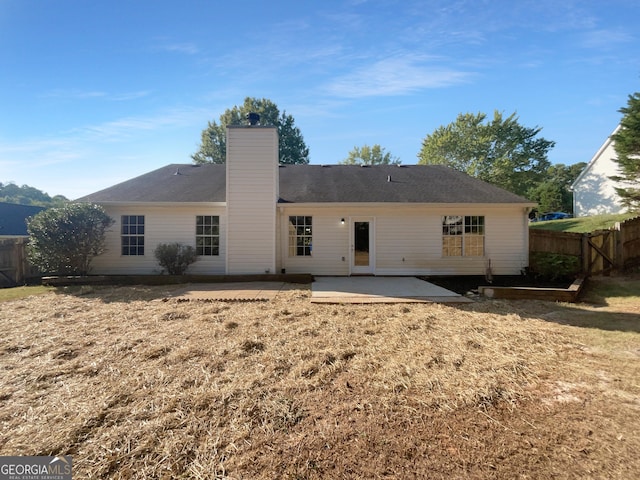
[15, 239, 25, 285]
[613, 222, 623, 273]
[581, 233, 589, 275]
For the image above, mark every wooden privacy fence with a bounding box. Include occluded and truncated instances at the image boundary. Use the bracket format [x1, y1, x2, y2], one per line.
[619, 215, 640, 271]
[0, 238, 32, 286]
[530, 215, 640, 276]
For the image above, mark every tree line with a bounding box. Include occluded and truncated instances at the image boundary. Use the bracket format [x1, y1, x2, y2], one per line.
[22, 92, 638, 277]
[192, 96, 603, 214]
[0, 182, 68, 207]
[10, 92, 638, 214]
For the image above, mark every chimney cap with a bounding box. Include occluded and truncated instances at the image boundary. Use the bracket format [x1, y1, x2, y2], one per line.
[247, 112, 260, 126]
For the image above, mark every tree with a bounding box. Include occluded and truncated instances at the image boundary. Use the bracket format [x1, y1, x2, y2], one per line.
[26, 203, 114, 275]
[527, 163, 586, 214]
[192, 97, 310, 164]
[340, 144, 400, 165]
[418, 111, 555, 197]
[610, 92, 640, 211]
[0, 182, 68, 207]
[527, 181, 564, 215]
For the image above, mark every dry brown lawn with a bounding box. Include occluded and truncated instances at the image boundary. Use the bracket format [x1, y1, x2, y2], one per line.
[1, 279, 639, 479]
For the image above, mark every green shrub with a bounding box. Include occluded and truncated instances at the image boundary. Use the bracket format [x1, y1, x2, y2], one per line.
[529, 252, 581, 281]
[154, 243, 197, 275]
[27, 203, 114, 275]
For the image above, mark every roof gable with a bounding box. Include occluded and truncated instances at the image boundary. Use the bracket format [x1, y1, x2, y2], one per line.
[572, 125, 620, 189]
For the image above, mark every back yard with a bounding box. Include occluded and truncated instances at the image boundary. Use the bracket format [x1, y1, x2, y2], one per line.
[1, 278, 639, 479]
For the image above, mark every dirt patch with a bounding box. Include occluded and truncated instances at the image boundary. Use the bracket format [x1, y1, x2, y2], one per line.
[0, 285, 638, 479]
[169, 281, 289, 301]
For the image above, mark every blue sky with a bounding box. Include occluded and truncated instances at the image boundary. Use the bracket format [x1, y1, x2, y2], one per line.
[1, 0, 638, 199]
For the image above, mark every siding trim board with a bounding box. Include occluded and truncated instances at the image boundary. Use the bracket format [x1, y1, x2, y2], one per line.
[277, 203, 536, 210]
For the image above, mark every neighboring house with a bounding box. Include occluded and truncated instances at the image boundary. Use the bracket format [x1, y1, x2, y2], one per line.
[0, 203, 44, 286]
[77, 125, 536, 277]
[572, 126, 627, 217]
[0, 203, 45, 238]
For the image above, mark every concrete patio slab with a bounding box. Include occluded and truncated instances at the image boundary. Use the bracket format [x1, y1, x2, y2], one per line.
[165, 277, 470, 304]
[170, 282, 289, 301]
[311, 276, 471, 304]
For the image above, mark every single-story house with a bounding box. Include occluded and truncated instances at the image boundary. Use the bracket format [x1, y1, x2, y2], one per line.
[77, 125, 536, 276]
[0, 203, 45, 238]
[571, 126, 628, 217]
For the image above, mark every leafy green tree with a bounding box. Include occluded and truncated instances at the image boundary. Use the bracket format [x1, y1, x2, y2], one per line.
[528, 181, 564, 214]
[192, 97, 310, 164]
[0, 182, 68, 207]
[340, 144, 400, 165]
[610, 92, 640, 211]
[418, 111, 555, 197]
[26, 203, 114, 275]
[528, 163, 586, 213]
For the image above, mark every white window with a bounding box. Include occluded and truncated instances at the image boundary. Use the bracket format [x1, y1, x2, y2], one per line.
[288, 216, 312, 256]
[442, 216, 484, 256]
[196, 215, 219, 256]
[121, 215, 145, 256]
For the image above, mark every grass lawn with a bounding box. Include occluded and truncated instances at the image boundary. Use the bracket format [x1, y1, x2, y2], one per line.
[0, 285, 52, 302]
[530, 212, 638, 233]
[579, 275, 640, 315]
[0, 279, 639, 478]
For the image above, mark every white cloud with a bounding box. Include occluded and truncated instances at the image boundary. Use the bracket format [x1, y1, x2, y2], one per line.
[324, 55, 471, 98]
[40, 89, 151, 102]
[0, 137, 85, 194]
[110, 91, 152, 101]
[1, 107, 207, 173]
[158, 42, 199, 55]
[68, 106, 209, 142]
[0, 137, 81, 164]
[42, 89, 107, 99]
[581, 28, 634, 49]
[0, 105, 211, 198]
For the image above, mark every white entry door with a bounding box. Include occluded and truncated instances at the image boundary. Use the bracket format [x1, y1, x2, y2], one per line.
[351, 217, 374, 275]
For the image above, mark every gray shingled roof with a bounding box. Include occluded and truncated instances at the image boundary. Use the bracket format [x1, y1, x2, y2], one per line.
[78, 164, 226, 203]
[0, 203, 45, 236]
[279, 164, 532, 204]
[77, 163, 533, 205]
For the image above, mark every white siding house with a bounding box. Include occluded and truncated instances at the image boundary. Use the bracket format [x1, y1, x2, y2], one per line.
[78, 122, 535, 277]
[277, 204, 529, 276]
[90, 204, 227, 275]
[572, 126, 627, 217]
